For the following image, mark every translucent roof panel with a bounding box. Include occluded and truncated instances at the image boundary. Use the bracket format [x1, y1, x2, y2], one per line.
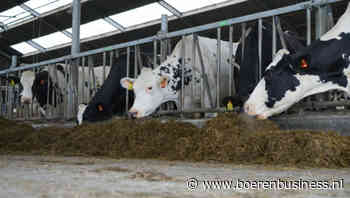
[0, 6, 33, 26]
[32, 31, 71, 48]
[109, 3, 172, 27]
[11, 42, 38, 54]
[66, 19, 116, 39]
[165, 0, 244, 12]
[24, 0, 72, 14]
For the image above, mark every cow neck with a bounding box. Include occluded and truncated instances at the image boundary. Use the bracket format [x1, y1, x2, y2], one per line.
[156, 57, 193, 94]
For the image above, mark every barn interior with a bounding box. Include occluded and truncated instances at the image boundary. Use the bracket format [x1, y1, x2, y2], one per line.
[0, 0, 348, 68]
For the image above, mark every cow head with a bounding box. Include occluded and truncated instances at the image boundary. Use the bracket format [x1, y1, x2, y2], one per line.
[245, 4, 350, 119]
[245, 32, 350, 119]
[121, 67, 177, 118]
[20, 68, 62, 110]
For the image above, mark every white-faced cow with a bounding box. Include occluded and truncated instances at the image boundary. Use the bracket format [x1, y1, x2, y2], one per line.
[244, 3, 350, 119]
[120, 35, 238, 118]
[77, 52, 153, 124]
[20, 64, 110, 117]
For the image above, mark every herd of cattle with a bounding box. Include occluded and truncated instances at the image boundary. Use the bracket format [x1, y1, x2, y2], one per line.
[1, 3, 349, 125]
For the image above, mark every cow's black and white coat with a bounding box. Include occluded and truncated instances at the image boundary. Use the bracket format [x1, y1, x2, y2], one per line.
[121, 35, 238, 118]
[245, 3, 350, 119]
[20, 64, 110, 117]
[77, 52, 153, 124]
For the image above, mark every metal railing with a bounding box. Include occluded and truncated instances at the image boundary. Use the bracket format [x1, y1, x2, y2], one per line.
[0, 0, 346, 121]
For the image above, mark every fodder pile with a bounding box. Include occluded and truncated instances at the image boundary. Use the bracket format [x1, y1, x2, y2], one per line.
[0, 114, 349, 168]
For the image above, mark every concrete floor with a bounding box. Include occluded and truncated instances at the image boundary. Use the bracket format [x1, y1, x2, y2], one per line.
[0, 155, 349, 198]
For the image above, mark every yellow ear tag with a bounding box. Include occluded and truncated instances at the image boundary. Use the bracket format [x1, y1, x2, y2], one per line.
[128, 83, 133, 90]
[227, 101, 234, 111]
[10, 80, 15, 86]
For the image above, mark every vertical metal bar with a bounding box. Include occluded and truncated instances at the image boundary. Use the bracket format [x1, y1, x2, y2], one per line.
[134, 46, 138, 79]
[216, 28, 221, 108]
[258, 18, 263, 80]
[64, 60, 69, 119]
[272, 16, 277, 57]
[307, 8, 312, 46]
[82, 57, 85, 104]
[31, 67, 35, 118]
[228, 25, 234, 95]
[191, 34, 196, 103]
[11, 56, 17, 68]
[241, 23, 246, 64]
[276, 16, 287, 49]
[109, 50, 114, 74]
[46, 65, 50, 118]
[153, 40, 157, 69]
[5, 72, 9, 119]
[103, 52, 107, 83]
[53, 64, 58, 117]
[126, 47, 130, 112]
[71, 0, 81, 119]
[180, 36, 186, 112]
[160, 14, 168, 63]
[88, 56, 93, 102]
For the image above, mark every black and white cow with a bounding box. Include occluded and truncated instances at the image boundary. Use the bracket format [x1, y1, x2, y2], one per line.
[244, 3, 350, 119]
[20, 64, 110, 116]
[120, 35, 238, 118]
[77, 52, 152, 124]
[234, 22, 305, 103]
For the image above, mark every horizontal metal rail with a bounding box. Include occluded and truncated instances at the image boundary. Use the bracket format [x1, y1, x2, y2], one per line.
[0, 0, 343, 75]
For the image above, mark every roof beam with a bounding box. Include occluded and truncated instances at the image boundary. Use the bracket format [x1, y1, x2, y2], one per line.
[26, 40, 46, 52]
[104, 17, 126, 32]
[20, 3, 40, 17]
[158, 0, 182, 18]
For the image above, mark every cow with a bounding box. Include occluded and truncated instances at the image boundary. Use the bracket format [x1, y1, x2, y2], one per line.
[244, 3, 350, 119]
[19, 64, 111, 117]
[77, 52, 153, 124]
[120, 35, 238, 118]
[221, 22, 305, 109]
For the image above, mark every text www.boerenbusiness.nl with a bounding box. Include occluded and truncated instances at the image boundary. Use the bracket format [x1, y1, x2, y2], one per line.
[186, 177, 344, 191]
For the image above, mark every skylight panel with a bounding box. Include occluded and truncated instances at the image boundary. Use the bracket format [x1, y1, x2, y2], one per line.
[24, 0, 72, 14]
[109, 3, 172, 27]
[11, 42, 38, 54]
[32, 32, 71, 48]
[0, 6, 33, 26]
[165, 0, 244, 12]
[66, 19, 117, 39]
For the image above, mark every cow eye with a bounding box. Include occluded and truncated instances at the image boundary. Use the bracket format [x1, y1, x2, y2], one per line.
[147, 87, 152, 90]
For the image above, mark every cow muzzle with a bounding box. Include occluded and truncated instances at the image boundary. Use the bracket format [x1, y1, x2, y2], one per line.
[128, 109, 139, 119]
[243, 103, 267, 120]
[21, 96, 32, 104]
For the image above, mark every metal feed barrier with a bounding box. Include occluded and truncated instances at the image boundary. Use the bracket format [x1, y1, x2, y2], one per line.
[0, 0, 347, 121]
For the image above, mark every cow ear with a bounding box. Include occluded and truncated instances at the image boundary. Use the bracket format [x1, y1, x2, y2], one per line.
[159, 76, 168, 88]
[120, 77, 135, 90]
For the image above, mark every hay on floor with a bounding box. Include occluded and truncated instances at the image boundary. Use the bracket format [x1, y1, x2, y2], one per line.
[0, 114, 349, 168]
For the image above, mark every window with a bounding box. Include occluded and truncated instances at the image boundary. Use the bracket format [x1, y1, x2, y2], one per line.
[66, 19, 117, 39]
[32, 31, 71, 48]
[0, 6, 33, 26]
[24, 0, 72, 14]
[109, 3, 172, 27]
[11, 42, 38, 54]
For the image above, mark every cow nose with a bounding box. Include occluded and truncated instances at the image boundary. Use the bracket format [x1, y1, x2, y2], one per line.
[128, 109, 138, 119]
[21, 97, 32, 104]
[244, 103, 255, 116]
